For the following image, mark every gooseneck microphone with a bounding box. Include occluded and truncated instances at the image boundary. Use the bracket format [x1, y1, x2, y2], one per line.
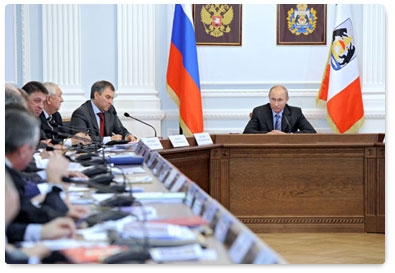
[283, 115, 292, 134]
[56, 123, 100, 136]
[124, 112, 157, 137]
[45, 129, 92, 143]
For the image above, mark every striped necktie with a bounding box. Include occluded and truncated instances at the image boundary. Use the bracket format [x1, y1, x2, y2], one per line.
[275, 114, 281, 130]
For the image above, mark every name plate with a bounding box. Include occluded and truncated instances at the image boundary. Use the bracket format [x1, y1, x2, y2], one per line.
[214, 213, 233, 243]
[194, 132, 213, 146]
[229, 230, 255, 264]
[158, 163, 170, 182]
[202, 200, 219, 224]
[164, 168, 178, 188]
[152, 160, 164, 176]
[146, 152, 158, 168]
[170, 175, 187, 193]
[168, 134, 190, 148]
[141, 137, 163, 150]
[192, 190, 206, 216]
[185, 183, 198, 208]
[253, 248, 278, 264]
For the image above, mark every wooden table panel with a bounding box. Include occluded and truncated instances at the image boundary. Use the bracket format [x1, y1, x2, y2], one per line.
[159, 134, 385, 233]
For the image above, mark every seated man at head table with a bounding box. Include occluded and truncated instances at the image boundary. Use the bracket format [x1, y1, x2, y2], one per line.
[243, 85, 317, 134]
[70, 80, 137, 145]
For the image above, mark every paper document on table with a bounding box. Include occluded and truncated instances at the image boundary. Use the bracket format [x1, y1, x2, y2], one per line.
[132, 192, 186, 204]
[21, 238, 108, 251]
[150, 243, 203, 262]
[120, 205, 158, 221]
[113, 174, 153, 184]
[111, 166, 146, 174]
[91, 193, 115, 203]
[120, 222, 197, 242]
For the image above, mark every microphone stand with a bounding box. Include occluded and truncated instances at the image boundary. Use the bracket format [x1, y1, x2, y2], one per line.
[124, 112, 157, 137]
[283, 115, 292, 134]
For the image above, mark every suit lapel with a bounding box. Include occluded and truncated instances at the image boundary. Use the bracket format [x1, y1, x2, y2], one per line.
[265, 104, 274, 131]
[282, 105, 291, 131]
[87, 102, 101, 136]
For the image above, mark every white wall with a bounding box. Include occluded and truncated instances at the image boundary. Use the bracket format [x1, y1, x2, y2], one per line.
[4, 4, 386, 138]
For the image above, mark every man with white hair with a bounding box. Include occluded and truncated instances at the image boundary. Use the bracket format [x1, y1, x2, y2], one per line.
[40, 81, 91, 146]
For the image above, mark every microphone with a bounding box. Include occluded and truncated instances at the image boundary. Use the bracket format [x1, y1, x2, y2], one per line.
[124, 112, 157, 137]
[45, 129, 92, 144]
[57, 123, 100, 136]
[62, 176, 126, 194]
[283, 115, 292, 134]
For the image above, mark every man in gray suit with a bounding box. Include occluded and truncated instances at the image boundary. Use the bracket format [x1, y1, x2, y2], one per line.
[243, 85, 316, 134]
[70, 80, 137, 144]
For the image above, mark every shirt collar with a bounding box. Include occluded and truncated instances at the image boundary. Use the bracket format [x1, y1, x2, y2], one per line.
[272, 110, 284, 117]
[90, 100, 102, 115]
[42, 109, 50, 119]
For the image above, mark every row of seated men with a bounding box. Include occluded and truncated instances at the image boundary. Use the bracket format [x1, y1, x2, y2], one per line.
[4, 81, 140, 263]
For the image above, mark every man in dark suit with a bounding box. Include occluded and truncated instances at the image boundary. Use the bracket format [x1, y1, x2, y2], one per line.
[22, 81, 52, 149]
[70, 80, 137, 144]
[243, 85, 316, 134]
[5, 106, 88, 242]
[40, 81, 91, 146]
[5, 169, 74, 264]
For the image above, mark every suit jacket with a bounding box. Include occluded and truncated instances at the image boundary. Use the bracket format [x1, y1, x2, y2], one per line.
[39, 111, 64, 141]
[5, 248, 29, 264]
[5, 165, 69, 243]
[70, 100, 131, 143]
[243, 103, 316, 134]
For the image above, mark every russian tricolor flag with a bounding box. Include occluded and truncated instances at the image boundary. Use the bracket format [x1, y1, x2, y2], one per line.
[317, 4, 364, 133]
[166, 4, 204, 136]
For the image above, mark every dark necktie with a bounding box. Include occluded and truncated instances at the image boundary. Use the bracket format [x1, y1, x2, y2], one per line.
[47, 115, 55, 132]
[275, 114, 281, 131]
[97, 112, 105, 137]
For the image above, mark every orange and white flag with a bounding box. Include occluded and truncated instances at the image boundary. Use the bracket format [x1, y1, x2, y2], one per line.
[316, 4, 364, 134]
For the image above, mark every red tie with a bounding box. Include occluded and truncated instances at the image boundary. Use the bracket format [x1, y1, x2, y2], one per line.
[97, 112, 105, 137]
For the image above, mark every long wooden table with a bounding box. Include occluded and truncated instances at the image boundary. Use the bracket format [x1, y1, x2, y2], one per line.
[159, 134, 385, 233]
[68, 144, 286, 264]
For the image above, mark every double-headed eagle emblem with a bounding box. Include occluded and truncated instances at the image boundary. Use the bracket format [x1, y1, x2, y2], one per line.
[200, 4, 234, 38]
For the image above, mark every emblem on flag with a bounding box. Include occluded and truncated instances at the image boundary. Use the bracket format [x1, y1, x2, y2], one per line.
[330, 19, 356, 71]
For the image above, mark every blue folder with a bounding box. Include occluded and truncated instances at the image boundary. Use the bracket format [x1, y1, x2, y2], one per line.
[106, 155, 144, 165]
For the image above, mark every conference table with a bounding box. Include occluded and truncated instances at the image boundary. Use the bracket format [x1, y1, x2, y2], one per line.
[61, 140, 286, 264]
[158, 133, 385, 234]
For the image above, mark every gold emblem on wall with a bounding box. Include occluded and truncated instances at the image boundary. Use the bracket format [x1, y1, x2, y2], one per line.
[193, 4, 242, 46]
[277, 4, 326, 45]
[286, 4, 317, 36]
[200, 4, 234, 38]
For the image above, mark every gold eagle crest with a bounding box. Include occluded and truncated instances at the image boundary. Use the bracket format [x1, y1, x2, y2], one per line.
[200, 4, 234, 38]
